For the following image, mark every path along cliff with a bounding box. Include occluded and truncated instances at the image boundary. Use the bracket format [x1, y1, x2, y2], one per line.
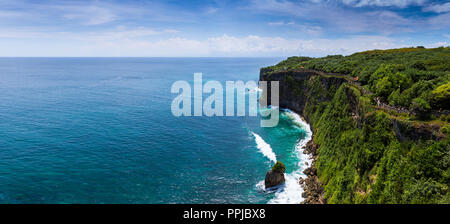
[260, 68, 449, 204]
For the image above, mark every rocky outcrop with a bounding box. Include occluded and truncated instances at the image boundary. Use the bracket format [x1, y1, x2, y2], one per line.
[265, 161, 286, 189]
[299, 138, 325, 204]
[393, 119, 446, 141]
[265, 171, 285, 189]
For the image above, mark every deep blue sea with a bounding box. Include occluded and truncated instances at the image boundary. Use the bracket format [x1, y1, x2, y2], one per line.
[0, 58, 311, 204]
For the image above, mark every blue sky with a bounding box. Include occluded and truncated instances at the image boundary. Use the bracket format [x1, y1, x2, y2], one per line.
[0, 0, 449, 57]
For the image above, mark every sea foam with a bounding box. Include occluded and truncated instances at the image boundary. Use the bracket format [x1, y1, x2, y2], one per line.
[251, 132, 277, 163]
[268, 109, 313, 204]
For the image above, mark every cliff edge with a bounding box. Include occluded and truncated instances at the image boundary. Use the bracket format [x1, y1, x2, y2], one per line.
[260, 66, 449, 204]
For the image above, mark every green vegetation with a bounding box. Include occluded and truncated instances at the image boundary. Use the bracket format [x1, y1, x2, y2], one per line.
[432, 82, 450, 109]
[272, 161, 286, 173]
[262, 47, 449, 204]
[311, 85, 449, 203]
[266, 47, 450, 113]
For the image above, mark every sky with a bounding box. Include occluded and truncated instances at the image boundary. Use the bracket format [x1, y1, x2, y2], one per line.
[0, 0, 449, 57]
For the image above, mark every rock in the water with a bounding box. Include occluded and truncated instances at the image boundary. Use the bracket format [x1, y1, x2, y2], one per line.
[265, 170, 285, 188]
[265, 161, 286, 189]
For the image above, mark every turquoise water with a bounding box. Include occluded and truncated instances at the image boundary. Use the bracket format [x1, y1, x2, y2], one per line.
[0, 58, 310, 204]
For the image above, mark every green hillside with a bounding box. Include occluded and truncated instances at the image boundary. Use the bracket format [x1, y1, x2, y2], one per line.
[262, 47, 450, 204]
[267, 47, 450, 116]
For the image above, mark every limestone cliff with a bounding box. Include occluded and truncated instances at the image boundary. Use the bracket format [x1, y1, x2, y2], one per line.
[260, 68, 449, 204]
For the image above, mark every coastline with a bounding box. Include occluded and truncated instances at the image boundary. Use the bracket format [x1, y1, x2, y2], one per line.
[281, 109, 324, 204]
[259, 48, 450, 204]
[275, 109, 317, 204]
[258, 67, 326, 204]
[252, 108, 314, 204]
[299, 135, 325, 204]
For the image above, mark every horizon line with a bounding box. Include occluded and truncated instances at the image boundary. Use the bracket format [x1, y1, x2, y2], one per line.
[0, 56, 288, 58]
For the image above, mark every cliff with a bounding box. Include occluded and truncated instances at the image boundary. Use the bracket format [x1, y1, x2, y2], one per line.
[260, 67, 449, 204]
[260, 68, 345, 124]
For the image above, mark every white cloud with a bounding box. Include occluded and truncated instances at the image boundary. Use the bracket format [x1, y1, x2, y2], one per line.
[62, 5, 117, 25]
[267, 20, 322, 35]
[429, 41, 448, 47]
[0, 30, 49, 38]
[0, 10, 26, 18]
[207, 35, 301, 54]
[423, 2, 450, 13]
[250, 0, 308, 16]
[268, 21, 286, 26]
[250, 0, 416, 33]
[0, 29, 411, 57]
[0, 2, 125, 25]
[256, 0, 426, 9]
[81, 38, 209, 57]
[0, 27, 179, 40]
[104, 34, 441, 57]
[49, 1, 198, 24]
[268, 21, 295, 26]
[341, 0, 426, 8]
[427, 12, 450, 28]
[204, 7, 219, 14]
[0, 1, 190, 26]
[0, 0, 447, 57]
[79, 27, 180, 41]
[3, 29, 448, 57]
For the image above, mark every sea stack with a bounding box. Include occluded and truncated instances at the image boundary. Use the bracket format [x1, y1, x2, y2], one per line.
[265, 161, 286, 189]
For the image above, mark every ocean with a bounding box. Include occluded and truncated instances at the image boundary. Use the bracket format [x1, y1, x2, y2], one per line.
[0, 58, 311, 204]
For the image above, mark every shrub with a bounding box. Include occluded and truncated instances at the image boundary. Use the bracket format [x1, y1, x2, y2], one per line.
[271, 161, 286, 173]
[432, 82, 450, 110]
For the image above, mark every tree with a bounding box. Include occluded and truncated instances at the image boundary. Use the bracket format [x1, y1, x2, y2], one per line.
[376, 77, 393, 99]
[411, 97, 431, 119]
[432, 82, 450, 110]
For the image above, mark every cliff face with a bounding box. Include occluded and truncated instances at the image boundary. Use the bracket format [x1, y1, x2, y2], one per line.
[260, 69, 345, 124]
[260, 68, 449, 204]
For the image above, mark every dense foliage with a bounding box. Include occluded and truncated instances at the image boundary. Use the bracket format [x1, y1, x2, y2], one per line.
[310, 84, 449, 203]
[263, 48, 450, 203]
[267, 47, 450, 113]
[299, 76, 449, 203]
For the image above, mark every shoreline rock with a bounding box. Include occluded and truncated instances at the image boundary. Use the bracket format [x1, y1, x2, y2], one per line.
[300, 137, 325, 204]
[265, 161, 286, 189]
